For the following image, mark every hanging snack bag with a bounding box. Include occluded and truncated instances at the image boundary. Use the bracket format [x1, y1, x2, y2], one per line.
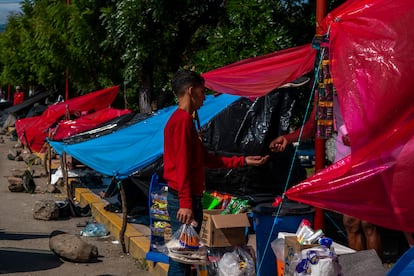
[166, 224, 208, 265]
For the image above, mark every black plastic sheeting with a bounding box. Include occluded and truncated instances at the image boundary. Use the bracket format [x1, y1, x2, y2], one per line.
[201, 88, 306, 204]
[59, 112, 150, 144]
[129, 87, 307, 205]
[4, 90, 54, 115]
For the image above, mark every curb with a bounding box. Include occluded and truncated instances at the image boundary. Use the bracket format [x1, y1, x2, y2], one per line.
[75, 187, 168, 275]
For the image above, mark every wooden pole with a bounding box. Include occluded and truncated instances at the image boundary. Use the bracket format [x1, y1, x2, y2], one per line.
[61, 151, 76, 216]
[120, 181, 128, 253]
[47, 142, 52, 185]
[47, 130, 53, 185]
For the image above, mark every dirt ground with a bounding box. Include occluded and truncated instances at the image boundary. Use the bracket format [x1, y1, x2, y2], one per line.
[0, 134, 151, 276]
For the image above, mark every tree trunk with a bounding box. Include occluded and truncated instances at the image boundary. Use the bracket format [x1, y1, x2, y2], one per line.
[138, 71, 153, 113]
[138, 87, 152, 113]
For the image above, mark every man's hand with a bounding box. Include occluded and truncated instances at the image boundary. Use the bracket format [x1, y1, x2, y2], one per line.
[177, 208, 193, 224]
[245, 155, 270, 166]
[269, 136, 288, 152]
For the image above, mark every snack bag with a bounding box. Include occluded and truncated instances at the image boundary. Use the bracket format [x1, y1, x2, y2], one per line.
[166, 224, 208, 265]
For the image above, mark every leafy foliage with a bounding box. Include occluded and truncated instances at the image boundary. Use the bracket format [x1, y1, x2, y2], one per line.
[0, 0, 344, 111]
[190, 0, 316, 72]
[101, 0, 227, 111]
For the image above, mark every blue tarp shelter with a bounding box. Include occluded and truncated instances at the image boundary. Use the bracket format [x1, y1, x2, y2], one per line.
[49, 94, 240, 179]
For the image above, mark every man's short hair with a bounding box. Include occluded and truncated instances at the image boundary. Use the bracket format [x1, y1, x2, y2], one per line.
[171, 69, 205, 97]
[15, 86, 21, 91]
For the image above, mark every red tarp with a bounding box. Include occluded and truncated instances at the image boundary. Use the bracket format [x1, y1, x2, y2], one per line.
[202, 44, 316, 97]
[15, 86, 123, 152]
[203, 0, 414, 232]
[51, 107, 131, 141]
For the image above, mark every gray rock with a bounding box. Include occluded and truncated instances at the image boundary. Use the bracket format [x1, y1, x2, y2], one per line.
[7, 149, 20, 160]
[23, 153, 39, 165]
[33, 199, 59, 220]
[46, 184, 61, 193]
[11, 168, 27, 177]
[49, 231, 99, 263]
[14, 155, 23, 161]
[13, 142, 23, 148]
[7, 176, 24, 192]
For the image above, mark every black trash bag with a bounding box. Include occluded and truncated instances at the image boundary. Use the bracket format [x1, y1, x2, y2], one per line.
[22, 170, 36, 193]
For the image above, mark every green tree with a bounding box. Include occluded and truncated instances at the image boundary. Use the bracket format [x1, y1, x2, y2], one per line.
[29, 0, 70, 91]
[101, 0, 227, 112]
[0, 0, 345, 111]
[67, 0, 122, 94]
[0, 0, 122, 97]
[191, 0, 298, 72]
[102, 0, 321, 111]
[0, 0, 39, 88]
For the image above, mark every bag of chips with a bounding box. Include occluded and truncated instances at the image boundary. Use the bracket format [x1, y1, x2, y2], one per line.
[166, 224, 208, 265]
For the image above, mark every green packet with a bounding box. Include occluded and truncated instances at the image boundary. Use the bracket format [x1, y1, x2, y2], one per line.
[221, 198, 250, 214]
[202, 192, 221, 210]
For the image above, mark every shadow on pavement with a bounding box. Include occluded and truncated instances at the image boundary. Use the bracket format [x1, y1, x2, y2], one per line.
[0, 247, 63, 274]
[0, 230, 49, 241]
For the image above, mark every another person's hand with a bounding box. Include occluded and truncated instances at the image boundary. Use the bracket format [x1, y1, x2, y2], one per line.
[269, 136, 288, 152]
[342, 134, 350, 146]
[245, 155, 270, 166]
[339, 125, 350, 146]
[177, 208, 193, 224]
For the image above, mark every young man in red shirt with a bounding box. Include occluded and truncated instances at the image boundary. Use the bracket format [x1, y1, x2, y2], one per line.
[164, 69, 269, 275]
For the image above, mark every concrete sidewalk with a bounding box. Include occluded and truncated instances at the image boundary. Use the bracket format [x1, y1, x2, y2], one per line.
[74, 187, 169, 276]
[74, 187, 258, 276]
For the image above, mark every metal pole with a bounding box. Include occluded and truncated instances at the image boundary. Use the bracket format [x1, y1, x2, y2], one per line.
[65, 0, 70, 101]
[316, 0, 327, 35]
[314, 0, 327, 230]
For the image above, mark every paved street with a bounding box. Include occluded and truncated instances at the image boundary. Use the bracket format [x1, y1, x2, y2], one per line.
[0, 135, 151, 276]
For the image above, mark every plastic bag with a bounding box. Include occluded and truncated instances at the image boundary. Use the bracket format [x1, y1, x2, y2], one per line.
[80, 221, 109, 237]
[294, 246, 343, 276]
[217, 247, 256, 276]
[271, 238, 285, 263]
[166, 224, 207, 265]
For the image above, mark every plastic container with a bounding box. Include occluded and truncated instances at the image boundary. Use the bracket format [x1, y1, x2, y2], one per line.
[253, 201, 315, 276]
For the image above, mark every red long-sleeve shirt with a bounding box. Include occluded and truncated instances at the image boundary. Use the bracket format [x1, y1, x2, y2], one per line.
[163, 108, 244, 209]
[13, 91, 24, 105]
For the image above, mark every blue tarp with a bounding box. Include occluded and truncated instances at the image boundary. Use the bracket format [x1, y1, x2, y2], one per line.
[49, 94, 240, 179]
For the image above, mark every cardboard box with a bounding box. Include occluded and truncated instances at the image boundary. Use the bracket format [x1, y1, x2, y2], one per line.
[200, 210, 250, 247]
[284, 236, 318, 276]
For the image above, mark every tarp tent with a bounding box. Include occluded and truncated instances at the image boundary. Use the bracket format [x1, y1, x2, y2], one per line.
[59, 112, 151, 144]
[48, 0, 414, 233]
[50, 86, 306, 203]
[15, 86, 126, 152]
[1, 90, 54, 130]
[286, 0, 414, 233]
[203, 0, 414, 233]
[3, 90, 53, 115]
[202, 44, 315, 98]
[50, 107, 131, 141]
[49, 94, 242, 179]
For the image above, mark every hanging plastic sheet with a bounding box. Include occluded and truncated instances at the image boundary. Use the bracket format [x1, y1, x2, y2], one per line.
[287, 0, 414, 232]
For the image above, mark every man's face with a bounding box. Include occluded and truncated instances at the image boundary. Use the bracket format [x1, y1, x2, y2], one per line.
[189, 85, 206, 110]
